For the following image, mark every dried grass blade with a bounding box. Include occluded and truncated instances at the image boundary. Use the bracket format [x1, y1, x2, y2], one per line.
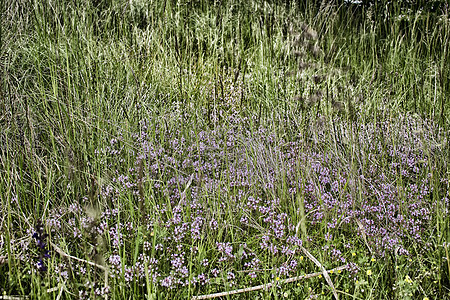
[300, 246, 339, 300]
[191, 264, 347, 300]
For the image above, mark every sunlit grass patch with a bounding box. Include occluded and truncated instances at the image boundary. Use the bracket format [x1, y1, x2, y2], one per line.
[1, 0, 449, 299]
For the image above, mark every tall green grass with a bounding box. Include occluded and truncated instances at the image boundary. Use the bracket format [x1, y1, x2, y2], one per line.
[1, 0, 449, 299]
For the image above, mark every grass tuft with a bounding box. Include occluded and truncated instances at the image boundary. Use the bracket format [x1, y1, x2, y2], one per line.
[1, 0, 449, 299]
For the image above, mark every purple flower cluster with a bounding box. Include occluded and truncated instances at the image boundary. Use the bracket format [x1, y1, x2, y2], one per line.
[74, 109, 445, 291]
[19, 83, 446, 295]
[32, 220, 50, 274]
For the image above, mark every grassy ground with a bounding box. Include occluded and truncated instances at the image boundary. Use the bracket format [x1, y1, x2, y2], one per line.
[1, 0, 449, 299]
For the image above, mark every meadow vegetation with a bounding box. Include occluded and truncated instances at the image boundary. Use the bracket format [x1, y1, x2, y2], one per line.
[0, 0, 449, 299]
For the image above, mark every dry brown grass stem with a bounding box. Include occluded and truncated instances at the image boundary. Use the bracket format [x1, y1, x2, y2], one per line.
[191, 264, 348, 300]
[50, 242, 109, 300]
[355, 219, 374, 256]
[50, 240, 108, 270]
[300, 246, 340, 300]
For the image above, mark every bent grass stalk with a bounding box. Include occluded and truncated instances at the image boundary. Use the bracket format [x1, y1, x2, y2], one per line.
[1, 0, 449, 299]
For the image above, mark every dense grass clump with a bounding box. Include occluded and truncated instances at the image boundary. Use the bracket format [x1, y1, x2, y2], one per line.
[1, 0, 449, 299]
